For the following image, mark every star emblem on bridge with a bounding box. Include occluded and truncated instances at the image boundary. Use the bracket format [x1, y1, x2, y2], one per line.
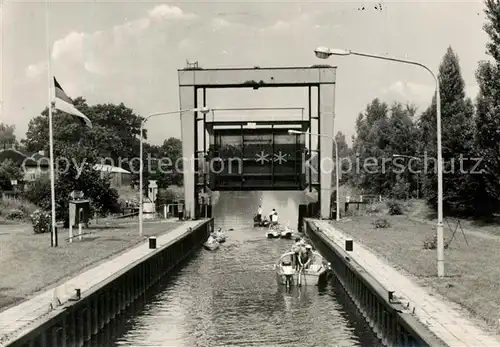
[274, 151, 288, 164]
[255, 151, 270, 164]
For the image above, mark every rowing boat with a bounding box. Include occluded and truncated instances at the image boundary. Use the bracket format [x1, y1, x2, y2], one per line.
[203, 235, 220, 251]
[274, 251, 330, 287]
[213, 228, 226, 243]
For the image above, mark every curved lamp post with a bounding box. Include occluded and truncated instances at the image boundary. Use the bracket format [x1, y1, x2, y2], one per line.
[289, 129, 340, 221]
[139, 107, 211, 236]
[316, 46, 444, 278]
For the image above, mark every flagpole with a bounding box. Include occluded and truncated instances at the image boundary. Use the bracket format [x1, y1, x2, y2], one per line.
[45, 0, 57, 247]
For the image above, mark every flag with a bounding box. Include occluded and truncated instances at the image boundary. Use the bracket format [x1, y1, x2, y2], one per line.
[53, 77, 92, 128]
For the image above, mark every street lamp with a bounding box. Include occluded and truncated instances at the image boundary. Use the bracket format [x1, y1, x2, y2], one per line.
[318, 46, 445, 278]
[139, 107, 210, 236]
[289, 129, 340, 221]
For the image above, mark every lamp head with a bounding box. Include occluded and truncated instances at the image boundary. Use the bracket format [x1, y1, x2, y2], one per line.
[288, 129, 302, 135]
[314, 46, 332, 59]
[314, 46, 351, 59]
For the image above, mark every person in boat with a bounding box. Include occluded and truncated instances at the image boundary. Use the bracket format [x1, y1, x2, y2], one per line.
[269, 209, 279, 226]
[256, 205, 263, 222]
[292, 237, 306, 269]
[301, 244, 314, 269]
[297, 244, 312, 270]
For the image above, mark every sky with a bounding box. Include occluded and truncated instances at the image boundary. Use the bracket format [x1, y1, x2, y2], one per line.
[0, 0, 490, 147]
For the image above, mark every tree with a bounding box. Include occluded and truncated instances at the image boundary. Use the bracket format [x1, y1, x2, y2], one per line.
[23, 144, 119, 224]
[144, 137, 184, 189]
[0, 159, 22, 191]
[419, 47, 478, 216]
[22, 98, 145, 172]
[350, 99, 419, 199]
[386, 103, 419, 199]
[473, 0, 500, 217]
[0, 123, 17, 149]
[333, 131, 352, 185]
[20, 98, 144, 221]
[351, 98, 392, 195]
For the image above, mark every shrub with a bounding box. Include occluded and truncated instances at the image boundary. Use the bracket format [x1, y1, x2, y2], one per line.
[22, 169, 120, 224]
[0, 195, 38, 221]
[5, 209, 24, 220]
[30, 209, 52, 234]
[373, 218, 390, 228]
[366, 202, 383, 214]
[386, 200, 403, 215]
[423, 235, 450, 250]
[22, 176, 51, 211]
[155, 187, 183, 209]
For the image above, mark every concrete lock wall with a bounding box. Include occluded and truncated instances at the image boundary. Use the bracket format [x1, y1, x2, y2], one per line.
[6, 219, 213, 347]
[303, 219, 446, 347]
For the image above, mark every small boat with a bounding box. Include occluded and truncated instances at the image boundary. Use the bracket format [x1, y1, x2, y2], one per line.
[266, 227, 280, 238]
[280, 226, 293, 239]
[213, 228, 226, 243]
[254, 215, 270, 227]
[274, 251, 331, 287]
[203, 235, 220, 251]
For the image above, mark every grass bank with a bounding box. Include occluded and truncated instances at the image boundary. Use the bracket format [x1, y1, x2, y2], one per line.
[0, 220, 180, 311]
[331, 215, 500, 331]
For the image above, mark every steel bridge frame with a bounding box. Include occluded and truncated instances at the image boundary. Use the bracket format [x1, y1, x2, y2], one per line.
[178, 66, 337, 219]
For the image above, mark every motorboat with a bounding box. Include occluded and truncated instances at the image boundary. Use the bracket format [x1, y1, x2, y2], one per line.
[280, 225, 293, 239]
[203, 235, 220, 251]
[274, 251, 331, 287]
[213, 228, 226, 243]
[266, 226, 280, 238]
[254, 215, 270, 227]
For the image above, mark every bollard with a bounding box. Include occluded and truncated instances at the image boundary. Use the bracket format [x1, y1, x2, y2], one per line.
[388, 290, 395, 302]
[164, 205, 167, 219]
[78, 223, 82, 241]
[149, 237, 157, 249]
[345, 239, 353, 252]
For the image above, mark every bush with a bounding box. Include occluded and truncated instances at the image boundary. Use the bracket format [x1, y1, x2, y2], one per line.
[0, 195, 38, 221]
[22, 170, 120, 224]
[386, 200, 403, 215]
[155, 187, 183, 209]
[5, 209, 24, 220]
[423, 235, 450, 250]
[30, 209, 51, 234]
[366, 202, 384, 215]
[22, 176, 51, 211]
[373, 218, 390, 228]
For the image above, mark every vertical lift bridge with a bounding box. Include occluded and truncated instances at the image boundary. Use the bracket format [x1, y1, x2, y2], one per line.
[178, 66, 337, 219]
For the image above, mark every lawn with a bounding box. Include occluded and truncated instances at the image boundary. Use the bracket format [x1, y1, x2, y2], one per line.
[0, 219, 180, 311]
[331, 215, 500, 329]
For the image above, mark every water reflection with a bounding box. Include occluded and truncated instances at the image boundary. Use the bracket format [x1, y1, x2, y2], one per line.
[91, 192, 381, 347]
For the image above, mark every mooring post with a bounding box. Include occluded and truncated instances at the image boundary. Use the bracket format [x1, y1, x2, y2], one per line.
[149, 236, 157, 249]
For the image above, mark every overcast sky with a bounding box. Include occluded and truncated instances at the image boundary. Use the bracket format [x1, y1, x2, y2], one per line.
[1, 0, 489, 146]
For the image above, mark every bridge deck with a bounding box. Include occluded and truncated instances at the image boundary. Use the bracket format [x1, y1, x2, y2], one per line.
[310, 220, 500, 347]
[0, 220, 206, 347]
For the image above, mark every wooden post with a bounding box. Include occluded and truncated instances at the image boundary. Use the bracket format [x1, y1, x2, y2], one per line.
[69, 223, 73, 243]
[78, 208, 83, 241]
